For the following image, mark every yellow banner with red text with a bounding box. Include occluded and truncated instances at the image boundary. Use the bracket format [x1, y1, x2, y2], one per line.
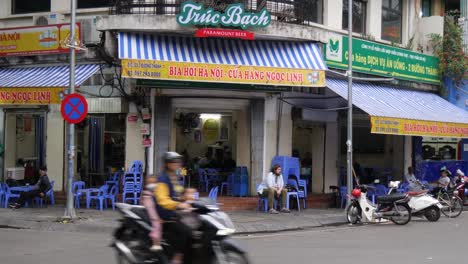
[0, 23, 81, 57]
[121, 59, 326, 87]
[0, 88, 63, 104]
[370, 116, 468, 138]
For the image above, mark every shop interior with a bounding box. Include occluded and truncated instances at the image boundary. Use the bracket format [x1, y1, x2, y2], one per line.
[175, 110, 237, 174]
[3, 112, 46, 184]
[76, 114, 126, 187]
[292, 120, 322, 193]
[339, 116, 404, 185]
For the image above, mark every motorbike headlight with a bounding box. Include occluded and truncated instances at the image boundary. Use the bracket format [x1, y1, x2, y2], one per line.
[216, 228, 236, 236]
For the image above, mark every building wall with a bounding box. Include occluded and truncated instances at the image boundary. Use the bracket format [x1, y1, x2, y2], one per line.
[324, 122, 339, 192]
[46, 106, 65, 191]
[125, 103, 145, 171]
[235, 110, 251, 170]
[263, 96, 291, 176]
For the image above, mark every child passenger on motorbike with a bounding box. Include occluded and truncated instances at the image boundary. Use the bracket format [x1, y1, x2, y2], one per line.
[140, 175, 162, 252]
[154, 152, 193, 264]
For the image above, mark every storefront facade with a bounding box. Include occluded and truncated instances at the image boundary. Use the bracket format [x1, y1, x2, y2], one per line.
[95, 0, 468, 197]
[98, 1, 329, 195]
[0, 21, 110, 191]
[322, 33, 468, 184]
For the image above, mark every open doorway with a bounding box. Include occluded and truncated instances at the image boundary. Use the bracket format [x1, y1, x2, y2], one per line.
[4, 111, 46, 184]
[76, 114, 126, 187]
[175, 111, 237, 171]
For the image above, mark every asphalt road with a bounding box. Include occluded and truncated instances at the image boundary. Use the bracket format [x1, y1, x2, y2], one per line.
[1, 213, 466, 264]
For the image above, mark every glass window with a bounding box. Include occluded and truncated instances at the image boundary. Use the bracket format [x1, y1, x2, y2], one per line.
[78, 0, 113, 9]
[421, 0, 431, 17]
[12, 0, 50, 14]
[342, 0, 367, 34]
[382, 0, 403, 43]
[422, 137, 459, 160]
[293, 0, 323, 25]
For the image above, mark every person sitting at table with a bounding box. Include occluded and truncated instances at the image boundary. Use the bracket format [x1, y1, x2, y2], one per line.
[256, 164, 290, 214]
[9, 166, 52, 209]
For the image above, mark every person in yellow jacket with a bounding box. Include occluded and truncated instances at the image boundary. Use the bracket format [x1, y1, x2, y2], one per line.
[155, 152, 192, 264]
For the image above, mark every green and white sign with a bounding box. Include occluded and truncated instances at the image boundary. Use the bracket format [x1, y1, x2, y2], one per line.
[177, 1, 271, 29]
[324, 34, 440, 84]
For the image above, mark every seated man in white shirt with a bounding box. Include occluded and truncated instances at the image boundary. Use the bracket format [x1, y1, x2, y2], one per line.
[257, 164, 290, 214]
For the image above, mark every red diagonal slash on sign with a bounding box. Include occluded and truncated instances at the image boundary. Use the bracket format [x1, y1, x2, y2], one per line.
[67, 100, 83, 117]
[61, 93, 88, 124]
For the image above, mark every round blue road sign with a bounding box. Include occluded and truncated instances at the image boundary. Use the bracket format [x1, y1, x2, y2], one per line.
[61, 93, 88, 124]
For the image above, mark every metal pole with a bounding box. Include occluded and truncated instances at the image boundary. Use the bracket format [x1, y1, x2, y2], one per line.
[64, 0, 77, 219]
[346, 0, 353, 206]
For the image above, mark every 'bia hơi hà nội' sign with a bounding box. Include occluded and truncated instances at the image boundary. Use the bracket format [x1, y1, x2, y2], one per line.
[177, 1, 271, 29]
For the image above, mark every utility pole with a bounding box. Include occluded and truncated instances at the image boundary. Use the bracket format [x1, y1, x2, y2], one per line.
[346, 0, 354, 206]
[64, 0, 77, 219]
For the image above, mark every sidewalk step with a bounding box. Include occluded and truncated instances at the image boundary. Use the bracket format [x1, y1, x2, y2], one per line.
[54, 191, 336, 211]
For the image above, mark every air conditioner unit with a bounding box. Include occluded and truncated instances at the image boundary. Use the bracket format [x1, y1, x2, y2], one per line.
[77, 17, 101, 44]
[33, 13, 65, 26]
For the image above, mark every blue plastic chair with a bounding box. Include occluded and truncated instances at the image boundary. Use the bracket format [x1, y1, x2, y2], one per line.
[128, 160, 143, 173]
[285, 184, 300, 211]
[339, 186, 347, 208]
[73, 181, 85, 208]
[35, 180, 55, 207]
[288, 179, 306, 209]
[208, 186, 219, 204]
[122, 181, 139, 205]
[87, 185, 109, 211]
[220, 173, 234, 196]
[106, 170, 122, 187]
[3, 184, 21, 208]
[105, 185, 119, 210]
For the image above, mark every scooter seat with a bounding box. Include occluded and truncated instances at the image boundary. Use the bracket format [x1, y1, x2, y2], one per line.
[407, 190, 428, 196]
[376, 193, 407, 204]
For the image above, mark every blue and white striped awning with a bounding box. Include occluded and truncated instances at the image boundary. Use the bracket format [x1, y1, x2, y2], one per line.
[118, 33, 327, 70]
[0, 64, 100, 88]
[327, 78, 468, 124]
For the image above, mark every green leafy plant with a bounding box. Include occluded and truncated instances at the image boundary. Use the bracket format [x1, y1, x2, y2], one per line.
[429, 13, 468, 83]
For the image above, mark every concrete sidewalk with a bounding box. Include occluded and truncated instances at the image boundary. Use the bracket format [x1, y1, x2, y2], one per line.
[0, 206, 346, 235]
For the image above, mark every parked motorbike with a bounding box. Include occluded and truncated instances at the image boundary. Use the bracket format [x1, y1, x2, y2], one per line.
[346, 183, 412, 225]
[453, 181, 467, 205]
[112, 199, 249, 264]
[388, 181, 442, 222]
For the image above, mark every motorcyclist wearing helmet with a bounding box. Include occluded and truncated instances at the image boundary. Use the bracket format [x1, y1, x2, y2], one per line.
[154, 152, 192, 264]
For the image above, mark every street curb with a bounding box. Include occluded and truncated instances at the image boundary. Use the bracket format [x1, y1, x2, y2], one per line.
[0, 216, 348, 235]
[234, 216, 347, 235]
